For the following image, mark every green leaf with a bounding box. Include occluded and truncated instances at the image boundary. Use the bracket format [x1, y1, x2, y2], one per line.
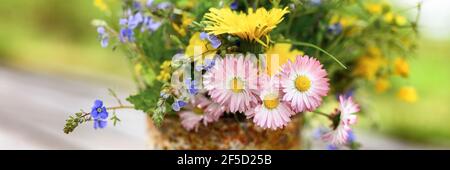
[126, 85, 162, 114]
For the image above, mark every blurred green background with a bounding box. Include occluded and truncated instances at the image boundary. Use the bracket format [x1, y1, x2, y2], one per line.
[0, 0, 449, 147]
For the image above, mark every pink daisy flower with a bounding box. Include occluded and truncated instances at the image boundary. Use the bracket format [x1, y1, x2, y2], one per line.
[204, 56, 259, 113]
[322, 95, 359, 145]
[179, 95, 226, 131]
[281, 55, 330, 112]
[246, 76, 296, 130]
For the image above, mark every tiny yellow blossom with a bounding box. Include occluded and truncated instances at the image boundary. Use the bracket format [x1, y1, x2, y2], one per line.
[383, 12, 394, 23]
[94, 0, 108, 12]
[134, 63, 143, 76]
[367, 46, 382, 57]
[156, 61, 172, 82]
[375, 78, 390, 93]
[395, 15, 407, 26]
[172, 13, 194, 37]
[353, 55, 385, 81]
[366, 3, 383, 15]
[397, 86, 418, 103]
[394, 57, 409, 78]
[384, 12, 408, 26]
[330, 15, 357, 28]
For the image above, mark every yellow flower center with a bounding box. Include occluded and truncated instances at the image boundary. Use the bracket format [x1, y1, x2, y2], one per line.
[263, 94, 280, 110]
[193, 106, 204, 115]
[230, 77, 244, 93]
[295, 76, 311, 92]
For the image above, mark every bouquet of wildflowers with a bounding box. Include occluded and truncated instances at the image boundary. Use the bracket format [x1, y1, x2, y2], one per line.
[64, 0, 420, 149]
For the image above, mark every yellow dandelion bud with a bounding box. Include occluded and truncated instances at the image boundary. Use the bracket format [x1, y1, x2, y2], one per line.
[353, 54, 387, 81]
[395, 15, 407, 26]
[366, 3, 383, 15]
[367, 46, 382, 57]
[383, 12, 394, 23]
[156, 60, 172, 82]
[394, 57, 409, 78]
[134, 63, 143, 76]
[375, 78, 390, 93]
[397, 86, 418, 103]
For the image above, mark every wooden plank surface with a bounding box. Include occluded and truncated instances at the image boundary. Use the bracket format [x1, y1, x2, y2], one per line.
[0, 66, 443, 150]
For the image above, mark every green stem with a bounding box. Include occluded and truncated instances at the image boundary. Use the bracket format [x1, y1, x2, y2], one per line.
[312, 111, 332, 119]
[107, 105, 135, 110]
[253, 0, 259, 10]
[285, 9, 298, 35]
[277, 40, 348, 69]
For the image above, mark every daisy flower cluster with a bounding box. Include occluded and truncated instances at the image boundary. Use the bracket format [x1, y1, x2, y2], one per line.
[63, 0, 420, 150]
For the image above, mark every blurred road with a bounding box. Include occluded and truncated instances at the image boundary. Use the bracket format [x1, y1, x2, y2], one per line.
[0, 66, 444, 150]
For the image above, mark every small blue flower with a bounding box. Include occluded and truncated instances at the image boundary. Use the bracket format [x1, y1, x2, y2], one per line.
[141, 16, 162, 32]
[119, 28, 135, 42]
[94, 119, 108, 129]
[127, 12, 144, 29]
[160, 92, 170, 99]
[200, 32, 209, 40]
[203, 58, 216, 71]
[208, 35, 222, 49]
[157, 2, 171, 10]
[91, 100, 108, 119]
[91, 100, 108, 129]
[133, 1, 142, 10]
[347, 130, 356, 143]
[96, 26, 109, 48]
[327, 22, 343, 35]
[336, 88, 355, 100]
[200, 32, 221, 49]
[185, 79, 199, 95]
[118, 12, 144, 43]
[230, 1, 239, 10]
[172, 100, 187, 111]
[327, 144, 338, 150]
[146, 0, 154, 8]
[312, 127, 328, 140]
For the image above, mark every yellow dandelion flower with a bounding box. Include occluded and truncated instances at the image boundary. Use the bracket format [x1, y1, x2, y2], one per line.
[94, 0, 108, 12]
[397, 86, 418, 103]
[204, 7, 289, 46]
[366, 3, 383, 15]
[394, 57, 409, 78]
[264, 43, 304, 76]
[172, 13, 194, 37]
[156, 60, 172, 82]
[375, 78, 390, 93]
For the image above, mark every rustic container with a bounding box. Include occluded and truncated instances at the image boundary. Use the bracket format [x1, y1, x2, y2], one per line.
[147, 115, 302, 150]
